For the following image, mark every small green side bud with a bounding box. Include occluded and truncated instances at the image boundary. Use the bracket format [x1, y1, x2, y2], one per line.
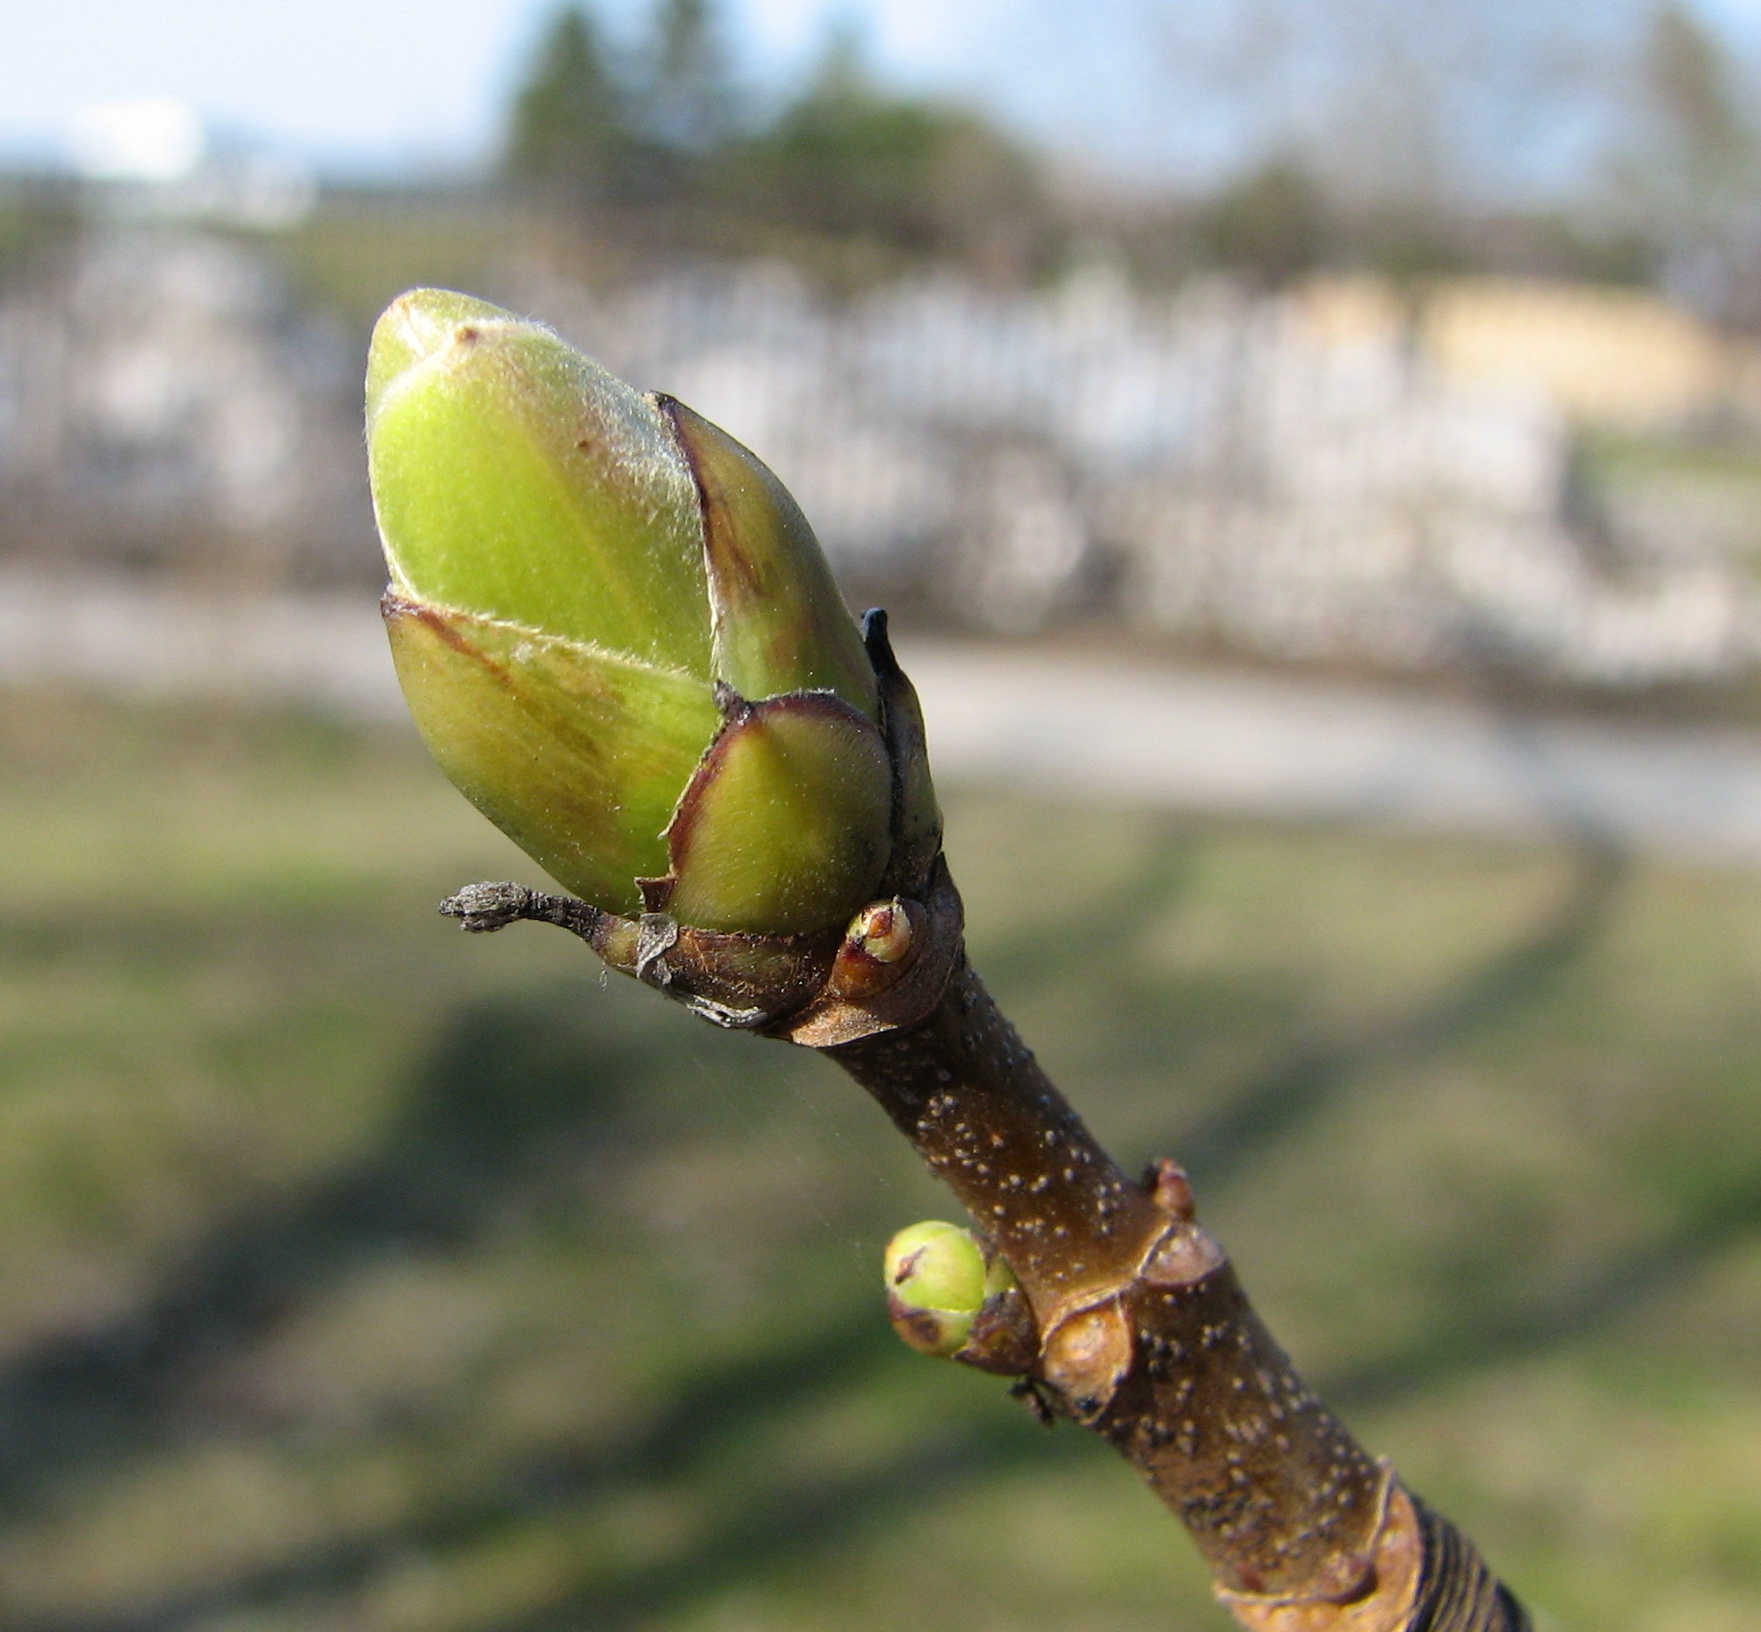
[884, 1220, 988, 1358]
[368, 290, 898, 934]
[850, 899, 912, 964]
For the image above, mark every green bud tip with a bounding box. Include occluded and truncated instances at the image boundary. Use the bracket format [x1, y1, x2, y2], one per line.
[367, 289, 898, 936]
[884, 1220, 999, 1359]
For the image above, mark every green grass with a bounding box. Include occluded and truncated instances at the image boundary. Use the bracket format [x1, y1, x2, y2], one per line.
[1, 687, 1759, 1630]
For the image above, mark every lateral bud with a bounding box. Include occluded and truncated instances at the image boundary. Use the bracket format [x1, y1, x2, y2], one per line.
[883, 1221, 1037, 1374]
[1145, 1156, 1197, 1221]
[886, 1220, 986, 1358]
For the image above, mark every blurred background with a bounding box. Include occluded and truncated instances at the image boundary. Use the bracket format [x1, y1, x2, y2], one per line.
[7, 1, 1761, 1628]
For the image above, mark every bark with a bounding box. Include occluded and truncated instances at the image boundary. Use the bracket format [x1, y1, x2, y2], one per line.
[442, 605, 1527, 1632]
[835, 958, 1528, 1632]
[447, 870, 1529, 1632]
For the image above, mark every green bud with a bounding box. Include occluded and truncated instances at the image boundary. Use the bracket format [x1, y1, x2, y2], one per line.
[884, 1220, 989, 1358]
[368, 289, 896, 934]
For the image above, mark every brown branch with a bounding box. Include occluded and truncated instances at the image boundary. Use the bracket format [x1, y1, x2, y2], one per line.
[450, 873, 1530, 1631]
[443, 601, 1527, 1632]
[834, 955, 1527, 1631]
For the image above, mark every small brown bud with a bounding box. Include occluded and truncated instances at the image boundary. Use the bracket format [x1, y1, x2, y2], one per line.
[1145, 1157, 1196, 1220]
[824, 896, 922, 1003]
[851, 899, 912, 963]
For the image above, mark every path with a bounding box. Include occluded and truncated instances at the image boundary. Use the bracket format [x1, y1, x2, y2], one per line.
[7, 572, 1761, 862]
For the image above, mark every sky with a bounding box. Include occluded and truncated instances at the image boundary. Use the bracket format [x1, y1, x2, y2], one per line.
[1, 0, 1758, 183]
[0, 0, 1018, 174]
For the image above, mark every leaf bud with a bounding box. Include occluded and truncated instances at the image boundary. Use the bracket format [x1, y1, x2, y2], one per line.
[367, 289, 899, 937]
[884, 1220, 991, 1358]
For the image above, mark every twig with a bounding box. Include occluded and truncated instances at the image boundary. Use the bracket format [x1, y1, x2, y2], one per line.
[444, 872, 1530, 1631]
[436, 609, 1528, 1631]
[836, 956, 1528, 1631]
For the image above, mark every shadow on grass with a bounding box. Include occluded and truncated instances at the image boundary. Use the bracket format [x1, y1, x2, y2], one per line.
[27, 1334, 1087, 1632]
[1328, 1166, 1761, 1414]
[6, 800, 1755, 1632]
[0, 985, 686, 1519]
[18, 1310, 955, 1632]
[0, 976, 1081, 1632]
[1178, 834, 1628, 1190]
[974, 805, 1628, 1197]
